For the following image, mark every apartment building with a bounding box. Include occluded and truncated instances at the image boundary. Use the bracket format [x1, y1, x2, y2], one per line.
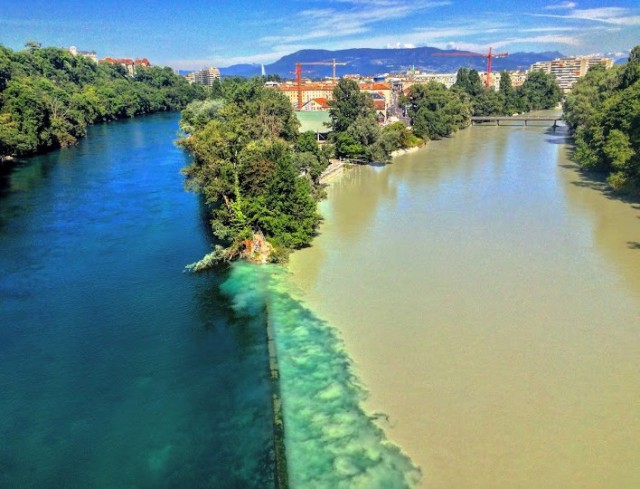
[185, 67, 221, 86]
[529, 56, 614, 92]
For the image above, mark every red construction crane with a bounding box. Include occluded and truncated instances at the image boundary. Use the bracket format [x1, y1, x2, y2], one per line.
[432, 47, 508, 88]
[293, 59, 347, 109]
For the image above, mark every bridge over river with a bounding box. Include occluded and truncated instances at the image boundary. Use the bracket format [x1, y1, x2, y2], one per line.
[471, 115, 564, 129]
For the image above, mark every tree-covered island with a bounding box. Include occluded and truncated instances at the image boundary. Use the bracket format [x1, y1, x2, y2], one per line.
[178, 79, 329, 267]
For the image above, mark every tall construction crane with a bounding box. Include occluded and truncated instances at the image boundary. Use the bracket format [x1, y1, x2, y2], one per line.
[293, 59, 347, 109]
[432, 47, 508, 88]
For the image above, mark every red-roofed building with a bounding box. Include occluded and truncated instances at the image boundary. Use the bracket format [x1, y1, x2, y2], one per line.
[275, 83, 336, 108]
[359, 83, 392, 107]
[274, 81, 391, 115]
[101, 57, 151, 76]
[301, 98, 330, 111]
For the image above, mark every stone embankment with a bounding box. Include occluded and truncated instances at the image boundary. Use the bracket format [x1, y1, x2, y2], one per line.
[318, 159, 349, 184]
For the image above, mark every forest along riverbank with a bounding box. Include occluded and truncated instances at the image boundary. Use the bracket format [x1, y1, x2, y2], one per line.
[288, 122, 640, 488]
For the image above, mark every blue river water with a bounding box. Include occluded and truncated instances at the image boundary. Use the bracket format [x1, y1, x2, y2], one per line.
[0, 113, 275, 488]
[0, 112, 420, 488]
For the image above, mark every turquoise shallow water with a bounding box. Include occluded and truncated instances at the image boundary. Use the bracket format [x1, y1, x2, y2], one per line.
[221, 263, 420, 488]
[0, 114, 275, 488]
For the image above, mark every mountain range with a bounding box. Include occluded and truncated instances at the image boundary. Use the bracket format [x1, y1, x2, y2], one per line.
[219, 47, 565, 78]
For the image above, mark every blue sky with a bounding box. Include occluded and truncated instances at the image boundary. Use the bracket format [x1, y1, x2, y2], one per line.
[1, 0, 638, 69]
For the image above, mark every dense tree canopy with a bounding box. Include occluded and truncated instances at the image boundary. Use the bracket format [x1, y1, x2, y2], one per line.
[328, 79, 381, 160]
[329, 79, 375, 134]
[0, 44, 205, 159]
[328, 79, 421, 162]
[519, 70, 562, 111]
[451, 67, 561, 116]
[564, 46, 640, 191]
[179, 80, 327, 265]
[404, 81, 472, 140]
[454, 68, 484, 97]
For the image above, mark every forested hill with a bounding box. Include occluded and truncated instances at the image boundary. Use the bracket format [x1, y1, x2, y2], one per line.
[0, 44, 206, 159]
[220, 47, 563, 78]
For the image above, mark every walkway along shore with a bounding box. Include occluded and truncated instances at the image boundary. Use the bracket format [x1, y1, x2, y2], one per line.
[319, 146, 424, 184]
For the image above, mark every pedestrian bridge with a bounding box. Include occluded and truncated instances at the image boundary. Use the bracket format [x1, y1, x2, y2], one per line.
[471, 116, 564, 129]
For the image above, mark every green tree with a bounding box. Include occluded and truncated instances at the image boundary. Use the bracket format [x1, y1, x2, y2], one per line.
[0, 46, 13, 91]
[499, 71, 517, 114]
[454, 67, 470, 92]
[519, 70, 562, 111]
[472, 89, 504, 116]
[467, 69, 484, 97]
[329, 79, 374, 133]
[294, 131, 329, 184]
[179, 99, 225, 133]
[454, 67, 483, 97]
[620, 46, 640, 89]
[0, 42, 204, 158]
[563, 43, 640, 192]
[406, 82, 471, 140]
[603, 129, 635, 171]
[24, 40, 41, 53]
[563, 64, 620, 131]
[328, 79, 381, 159]
[263, 146, 319, 248]
[178, 79, 324, 264]
[0, 113, 22, 157]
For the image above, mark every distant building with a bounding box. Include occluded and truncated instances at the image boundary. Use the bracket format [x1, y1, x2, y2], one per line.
[480, 72, 501, 90]
[301, 98, 330, 111]
[359, 82, 393, 108]
[508, 70, 528, 88]
[185, 67, 221, 86]
[135, 58, 151, 68]
[275, 82, 336, 108]
[101, 57, 150, 76]
[480, 71, 523, 91]
[369, 91, 388, 120]
[68, 46, 97, 63]
[413, 73, 457, 88]
[273, 81, 392, 114]
[102, 58, 135, 76]
[529, 56, 614, 92]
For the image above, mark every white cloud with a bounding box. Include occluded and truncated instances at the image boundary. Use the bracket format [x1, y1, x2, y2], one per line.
[386, 42, 416, 49]
[501, 34, 581, 47]
[544, 2, 577, 10]
[535, 7, 640, 26]
[259, 1, 450, 46]
[173, 1, 634, 69]
[518, 26, 578, 33]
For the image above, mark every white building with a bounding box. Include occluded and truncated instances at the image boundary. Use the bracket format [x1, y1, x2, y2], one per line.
[185, 67, 221, 86]
[529, 56, 614, 92]
[68, 46, 97, 63]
